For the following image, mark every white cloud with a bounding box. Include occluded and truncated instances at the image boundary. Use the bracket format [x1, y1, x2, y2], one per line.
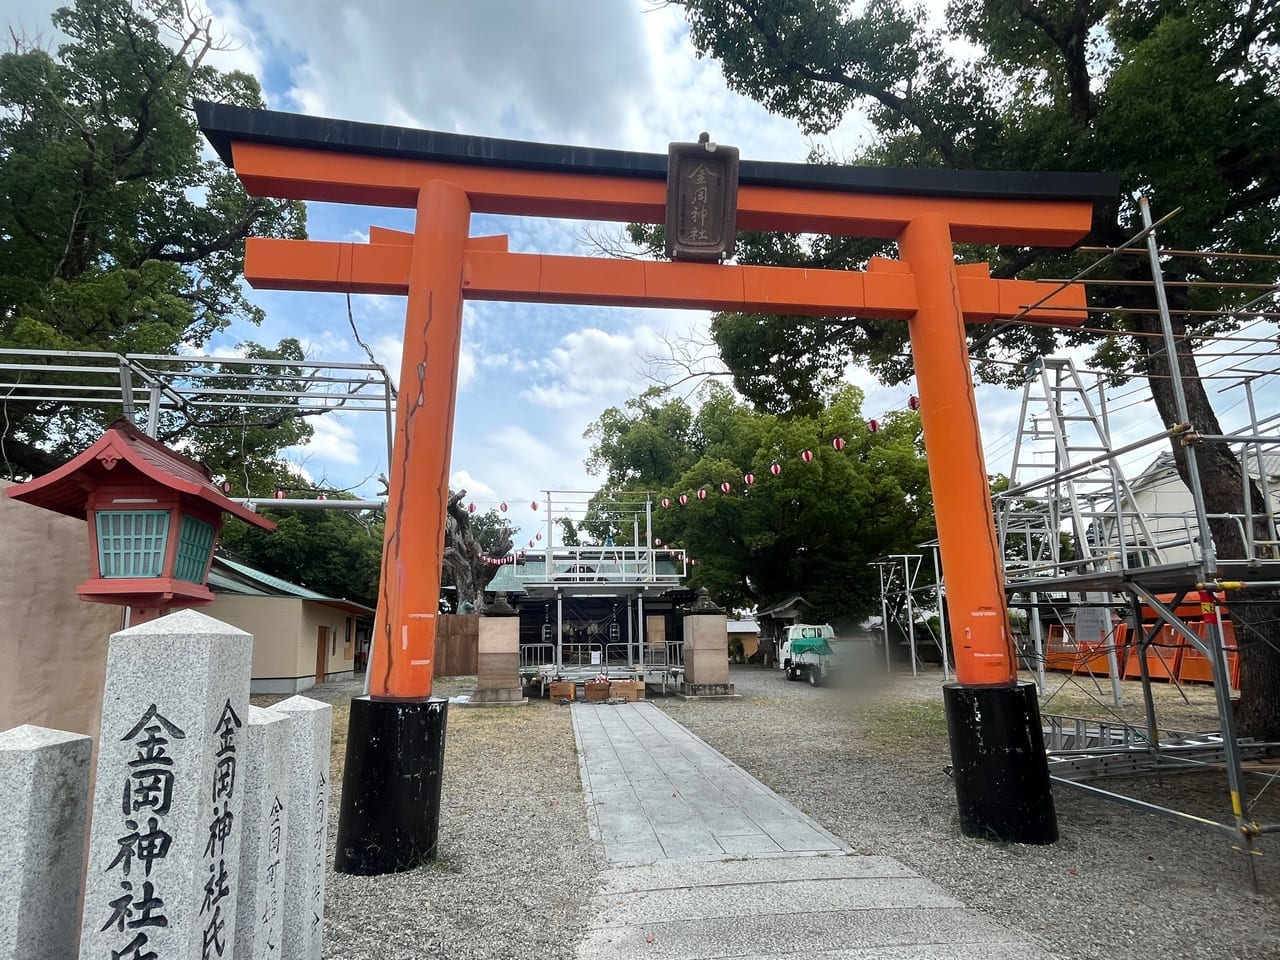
[240, 0, 653, 145]
[449, 470, 496, 501]
[521, 325, 664, 409]
[288, 414, 360, 466]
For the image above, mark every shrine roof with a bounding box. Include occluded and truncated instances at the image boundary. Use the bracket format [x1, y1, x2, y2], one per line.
[195, 101, 1121, 204]
[4, 417, 274, 530]
[210, 553, 375, 616]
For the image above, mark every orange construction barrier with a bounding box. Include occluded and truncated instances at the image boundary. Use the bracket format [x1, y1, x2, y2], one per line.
[1123, 624, 1183, 682]
[1072, 623, 1127, 677]
[1044, 624, 1079, 672]
[1178, 621, 1240, 688]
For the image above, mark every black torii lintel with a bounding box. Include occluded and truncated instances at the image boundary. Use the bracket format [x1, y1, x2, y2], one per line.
[194, 100, 1121, 204]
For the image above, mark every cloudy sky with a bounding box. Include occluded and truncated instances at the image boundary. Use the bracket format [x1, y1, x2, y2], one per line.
[9, 0, 1276, 548]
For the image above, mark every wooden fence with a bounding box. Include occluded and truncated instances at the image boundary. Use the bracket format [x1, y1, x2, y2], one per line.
[435, 614, 479, 677]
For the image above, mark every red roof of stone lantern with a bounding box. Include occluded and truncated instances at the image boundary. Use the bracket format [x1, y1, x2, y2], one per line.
[6, 417, 274, 530]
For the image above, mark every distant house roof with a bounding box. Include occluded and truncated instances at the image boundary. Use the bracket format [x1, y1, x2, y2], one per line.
[757, 595, 812, 619]
[1132, 450, 1280, 495]
[210, 553, 374, 617]
[727, 619, 759, 634]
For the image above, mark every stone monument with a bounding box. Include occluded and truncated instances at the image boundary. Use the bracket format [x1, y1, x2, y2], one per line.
[272, 696, 331, 960]
[0, 725, 93, 960]
[78, 609, 253, 960]
[469, 593, 526, 705]
[680, 588, 738, 698]
[233, 706, 292, 960]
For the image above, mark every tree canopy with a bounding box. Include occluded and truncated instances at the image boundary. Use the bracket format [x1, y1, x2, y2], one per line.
[585, 384, 934, 621]
[658, 0, 1280, 735]
[0, 0, 308, 484]
[219, 501, 384, 609]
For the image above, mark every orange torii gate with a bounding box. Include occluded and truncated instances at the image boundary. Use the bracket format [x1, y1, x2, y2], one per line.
[198, 102, 1118, 873]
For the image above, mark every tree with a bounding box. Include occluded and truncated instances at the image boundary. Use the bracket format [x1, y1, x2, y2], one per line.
[219, 501, 384, 609]
[585, 383, 935, 621]
[0, 0, 308, 481]
[441, 492, 516, 610]
[661, 0, 1280, 736]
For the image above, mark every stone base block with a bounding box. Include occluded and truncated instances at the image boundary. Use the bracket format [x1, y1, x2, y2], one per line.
[476, 651, 520, 690]
[464, 688, 528, 707]
[677, 682, 740, 700]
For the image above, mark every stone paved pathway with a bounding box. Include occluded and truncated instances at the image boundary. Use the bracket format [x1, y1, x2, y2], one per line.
[570, 701, 1057, 960]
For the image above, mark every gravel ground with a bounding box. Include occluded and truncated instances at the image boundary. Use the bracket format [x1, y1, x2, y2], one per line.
[255, 678, 601, 960]
[658, 664, 1280, 960]
[255, 666, 1279, 959]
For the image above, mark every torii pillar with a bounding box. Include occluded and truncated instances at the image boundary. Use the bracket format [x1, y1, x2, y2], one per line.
[197, 100, 1119, 871]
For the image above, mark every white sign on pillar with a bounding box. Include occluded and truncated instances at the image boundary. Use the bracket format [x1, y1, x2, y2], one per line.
[78, 609, 252, 960]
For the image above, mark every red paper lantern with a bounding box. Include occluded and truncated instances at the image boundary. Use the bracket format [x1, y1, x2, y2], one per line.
[661, 497, 670, 508]
[535, 532, 542, 541]
[697, 488, 707, 500]
[220, 480, 233, 494]
[832, 437, 846, 451]
[317, 492, 326, 501]
[468, 502, 476, 513]
[679, 494, 688, 505]
[867, 419, 879, 432]
[770, 462, 781, 476]
[531, 501, 539, 510]
[801, 449, 814, 462]
[500, 502, 507, 512]
[655, 538, 663, 546]
[908, 395, 920, 410]
[274, 489, 286, 499]
[720, 481, 731, 494]
[744, 473, 754, 485]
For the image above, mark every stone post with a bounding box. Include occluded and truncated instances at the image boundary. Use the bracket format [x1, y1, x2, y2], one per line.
[680, 589, 738, 698]
[233, 706, 292, 960]
[78, 609, 253, 960]
[0, 725, 93, 960]
[470, 593, 526, 705]
[272, 696, 331, 960]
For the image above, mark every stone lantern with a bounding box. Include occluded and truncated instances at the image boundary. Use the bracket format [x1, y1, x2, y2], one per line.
[5, 417, 274, 622]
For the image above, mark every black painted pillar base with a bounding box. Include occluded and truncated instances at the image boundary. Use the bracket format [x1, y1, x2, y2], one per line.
[334, 695, 449, 875]
[943, 681, 1058, 845]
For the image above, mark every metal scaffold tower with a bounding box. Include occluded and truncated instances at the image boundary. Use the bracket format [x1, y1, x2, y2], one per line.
[995, 356, 1153, 699]
[984, 199, 1280, 888]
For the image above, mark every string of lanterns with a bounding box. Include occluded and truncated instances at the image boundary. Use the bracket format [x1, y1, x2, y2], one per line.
[655, 397, 920, 507]
[457, 395, 922, 543]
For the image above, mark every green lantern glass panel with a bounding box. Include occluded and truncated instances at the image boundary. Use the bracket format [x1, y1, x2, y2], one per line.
[96, 510, 170, 578]
[175, 515, 217, 583]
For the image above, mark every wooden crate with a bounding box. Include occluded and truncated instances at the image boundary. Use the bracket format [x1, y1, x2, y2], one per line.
[610, 680, 644, 702]
[549, 680, 576, 700]
[585, 681, 612, 703]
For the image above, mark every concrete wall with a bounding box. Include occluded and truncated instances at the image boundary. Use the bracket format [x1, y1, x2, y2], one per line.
[0, 483, 122, 738]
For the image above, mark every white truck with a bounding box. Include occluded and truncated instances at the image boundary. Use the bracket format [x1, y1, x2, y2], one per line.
[779, 623, 836, 686]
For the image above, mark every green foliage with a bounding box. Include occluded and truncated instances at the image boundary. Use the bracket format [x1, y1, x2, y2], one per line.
[585, 383, 934, 620]
[219, 502, 384, 609]
[668, 0, 1280, 399]
[0, 0, 308, 478]
[469, 508, 520, 556]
